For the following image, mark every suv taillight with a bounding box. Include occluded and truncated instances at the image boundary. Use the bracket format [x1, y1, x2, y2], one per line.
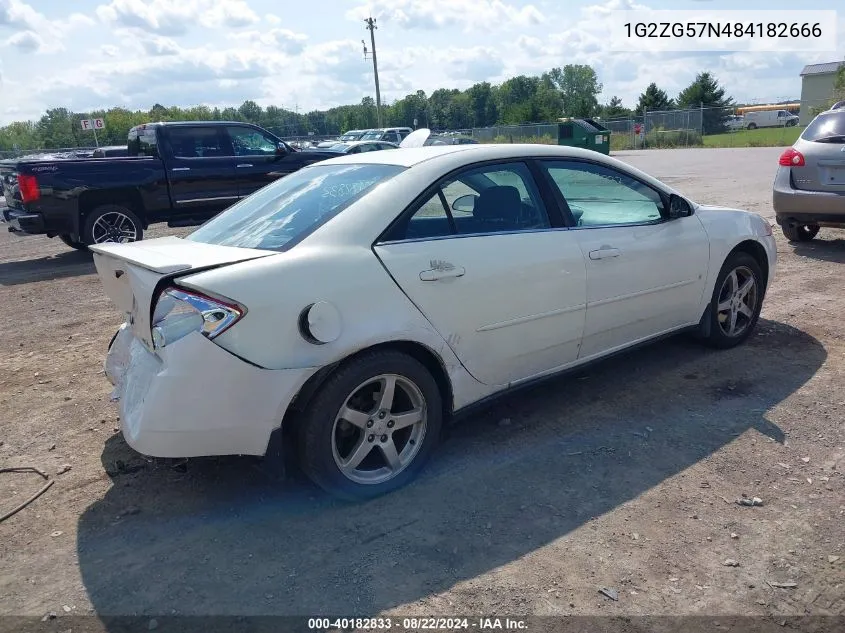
[779, 148, 805, 167]
[17, 174, 40, 203]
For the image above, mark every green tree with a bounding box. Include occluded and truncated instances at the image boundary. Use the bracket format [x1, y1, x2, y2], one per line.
[545, 65, 602, 117]
[676, 72, 734, 134]
[238, 100, 262, 123]
[601, 96, 630, 119]
[636, 83, 673, 113]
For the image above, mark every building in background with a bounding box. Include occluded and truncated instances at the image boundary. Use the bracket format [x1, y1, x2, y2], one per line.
[799, 61, 845, 125]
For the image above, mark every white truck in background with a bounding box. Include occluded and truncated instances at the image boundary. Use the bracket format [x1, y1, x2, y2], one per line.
[743, 109, 799, 129]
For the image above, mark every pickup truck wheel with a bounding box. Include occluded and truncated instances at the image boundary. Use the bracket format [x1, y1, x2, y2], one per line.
[57, 234, 87, 250]
[83, 205, 143, 246]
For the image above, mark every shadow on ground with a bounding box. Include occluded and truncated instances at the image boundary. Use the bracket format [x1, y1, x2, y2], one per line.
[0, 249, 94, 286]
[791, 236, 845, 264]
[76, 319, 824, 619]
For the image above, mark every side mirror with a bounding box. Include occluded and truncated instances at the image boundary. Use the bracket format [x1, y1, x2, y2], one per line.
[276, 142, 288, 155]
[668, 194, 693, 219]
[452, 194, 477, 213]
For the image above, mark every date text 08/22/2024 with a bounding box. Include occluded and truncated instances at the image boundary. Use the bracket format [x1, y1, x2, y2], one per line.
[307, 617, 529, 630]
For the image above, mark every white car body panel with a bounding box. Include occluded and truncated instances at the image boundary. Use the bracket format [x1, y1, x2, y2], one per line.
[572, 216, 710, 359]
[97, 144, 777, 460]
[374, 232, 587, 385]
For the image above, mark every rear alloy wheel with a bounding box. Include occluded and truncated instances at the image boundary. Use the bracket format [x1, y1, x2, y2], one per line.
[701, 252, 764, 349]
[298, 351, 443, 500]
[57, 234, 87, 250]
[747, 123, 757, 130]
[781, 222, 819, 242]
[83, 204, 143, 246]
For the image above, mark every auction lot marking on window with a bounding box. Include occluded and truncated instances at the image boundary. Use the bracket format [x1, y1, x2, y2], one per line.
[609, 10, 837, 52]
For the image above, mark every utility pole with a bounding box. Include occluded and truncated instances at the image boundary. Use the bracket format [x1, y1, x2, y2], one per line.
[362, 17, 382, 128]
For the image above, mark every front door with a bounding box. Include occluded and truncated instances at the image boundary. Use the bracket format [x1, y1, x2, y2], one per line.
[374, 161, 587, 386]
[225, 125, 292, 198]
[163, 125, 239, 220]
[538, 159, 710, 360]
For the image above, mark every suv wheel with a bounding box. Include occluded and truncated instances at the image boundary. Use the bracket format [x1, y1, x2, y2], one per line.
[83, 204, 143, 245]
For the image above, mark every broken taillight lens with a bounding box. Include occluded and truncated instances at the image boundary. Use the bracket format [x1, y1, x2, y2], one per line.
[151, 287, 244, 349]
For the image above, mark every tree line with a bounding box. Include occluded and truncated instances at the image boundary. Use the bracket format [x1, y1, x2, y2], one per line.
[0, 66, 737, 151]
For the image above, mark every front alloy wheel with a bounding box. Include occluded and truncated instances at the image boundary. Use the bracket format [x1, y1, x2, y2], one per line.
[716, 265, 758, 339]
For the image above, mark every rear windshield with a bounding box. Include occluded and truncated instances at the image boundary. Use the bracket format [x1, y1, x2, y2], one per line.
[187, 163, 405, 251]
[801, 111, 845, 143]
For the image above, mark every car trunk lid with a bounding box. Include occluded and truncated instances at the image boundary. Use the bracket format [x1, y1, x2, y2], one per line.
[791, 139, 845, 192]
[90, 236, 275, 349]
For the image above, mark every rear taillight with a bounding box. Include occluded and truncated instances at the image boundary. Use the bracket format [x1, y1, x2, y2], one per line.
[150, 287, 244, 350]
[17, 174, 40, 203]
[779, 148, 805, 167]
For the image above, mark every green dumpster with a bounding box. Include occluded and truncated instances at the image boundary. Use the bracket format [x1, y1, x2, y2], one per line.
[557, 118, 611, 155]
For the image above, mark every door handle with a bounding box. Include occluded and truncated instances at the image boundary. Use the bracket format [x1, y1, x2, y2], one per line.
[589, 247, 621, 260]
[236, 163, 253, 168]
[171, 167, 190, 172]
[419, 265, 466, 281]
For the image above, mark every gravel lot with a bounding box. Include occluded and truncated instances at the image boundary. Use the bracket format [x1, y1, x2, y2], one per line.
[0, 147, 843, 626]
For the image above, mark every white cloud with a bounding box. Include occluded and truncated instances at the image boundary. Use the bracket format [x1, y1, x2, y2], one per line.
[346, 0, 543, 32]
[0, 0, 93, 53]
[228, 28, 308, 55]
[5, 28, 41, 52]
[95, 0, 259, 36]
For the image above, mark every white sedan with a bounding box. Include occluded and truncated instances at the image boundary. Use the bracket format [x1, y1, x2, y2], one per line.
[92, 141, 776, 499]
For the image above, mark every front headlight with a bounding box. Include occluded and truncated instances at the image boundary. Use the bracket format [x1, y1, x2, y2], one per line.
[151, 287, 244, 349]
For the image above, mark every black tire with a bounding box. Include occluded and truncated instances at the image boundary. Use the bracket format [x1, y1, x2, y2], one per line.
[82, 204, 143, 246]
[781, 222, 819, 242]
[57, 234, 87, 250]
[747, 123, 757, 130]
[298, 350, 443, 500]
[700, 252, 765, 349]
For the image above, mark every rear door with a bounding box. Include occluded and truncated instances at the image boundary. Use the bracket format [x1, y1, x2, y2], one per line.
[163, 125, 239, 218]
[374, 161, 587, 386]
[224, 125, 291, 197]
[792, 111, 845, 192]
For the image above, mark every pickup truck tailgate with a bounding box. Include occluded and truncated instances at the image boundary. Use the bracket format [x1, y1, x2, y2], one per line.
[90, 236, 276, 348]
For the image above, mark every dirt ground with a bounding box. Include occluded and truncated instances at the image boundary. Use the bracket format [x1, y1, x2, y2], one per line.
[0, 147, 843, 627]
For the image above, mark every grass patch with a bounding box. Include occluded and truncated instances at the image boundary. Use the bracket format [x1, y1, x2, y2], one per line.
[703, 126, 802, 148]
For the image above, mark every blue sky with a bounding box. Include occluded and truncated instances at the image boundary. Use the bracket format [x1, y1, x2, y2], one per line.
[0, 0, 843, 125]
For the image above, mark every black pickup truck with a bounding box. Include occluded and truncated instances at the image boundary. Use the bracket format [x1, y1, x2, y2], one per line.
[0, 121, 338, 249]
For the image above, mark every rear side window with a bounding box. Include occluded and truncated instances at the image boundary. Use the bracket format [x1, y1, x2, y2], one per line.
[801, 112, 845, 143]
[127, 126, 158, 157]
[187, 164, 405, 251]
[167, 127, 231, 158]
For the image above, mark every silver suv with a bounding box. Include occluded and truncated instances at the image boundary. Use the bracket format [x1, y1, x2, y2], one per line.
[773, 103, 845, 241]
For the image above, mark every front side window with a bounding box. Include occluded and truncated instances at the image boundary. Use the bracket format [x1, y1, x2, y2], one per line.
[167, 127, 230, 158]
[388, 162, 550, 241]
[188, 164, 405, 251]
[227, 127, 278, 156]
[541, 160, 664, 227]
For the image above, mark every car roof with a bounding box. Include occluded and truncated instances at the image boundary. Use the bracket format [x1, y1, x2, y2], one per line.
[308, 143, 618, 168]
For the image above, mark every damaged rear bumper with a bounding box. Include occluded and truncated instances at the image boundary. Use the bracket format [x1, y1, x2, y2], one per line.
[105, 324, 316, 458]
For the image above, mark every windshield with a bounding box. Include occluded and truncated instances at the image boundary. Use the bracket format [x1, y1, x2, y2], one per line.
[339, 133, 361, 141]
[327, 143, 350, 152]
[801, 111, 845, 143]
[187, 164, 404, 251]
[360, 131, 382, 140]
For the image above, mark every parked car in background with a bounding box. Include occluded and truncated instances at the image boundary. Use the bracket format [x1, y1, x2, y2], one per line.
[773, 103, 845, 241]
[725, 115, 745, 131]
[93, 145, 129, 158]
[96, 138, 775, 500]
[325, 140, 398, 154]
[424, 135, 479, 145]
[316, 130, 369, 148]
[744, 110, 799, 129]
[0, 121, 338, 249]
[359, 128, 413, 144]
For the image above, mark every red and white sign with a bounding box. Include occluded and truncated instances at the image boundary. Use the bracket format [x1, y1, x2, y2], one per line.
[80, 118, 105, 131]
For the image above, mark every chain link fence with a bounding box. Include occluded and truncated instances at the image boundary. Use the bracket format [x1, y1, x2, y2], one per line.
[472, 124, 559, 144]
